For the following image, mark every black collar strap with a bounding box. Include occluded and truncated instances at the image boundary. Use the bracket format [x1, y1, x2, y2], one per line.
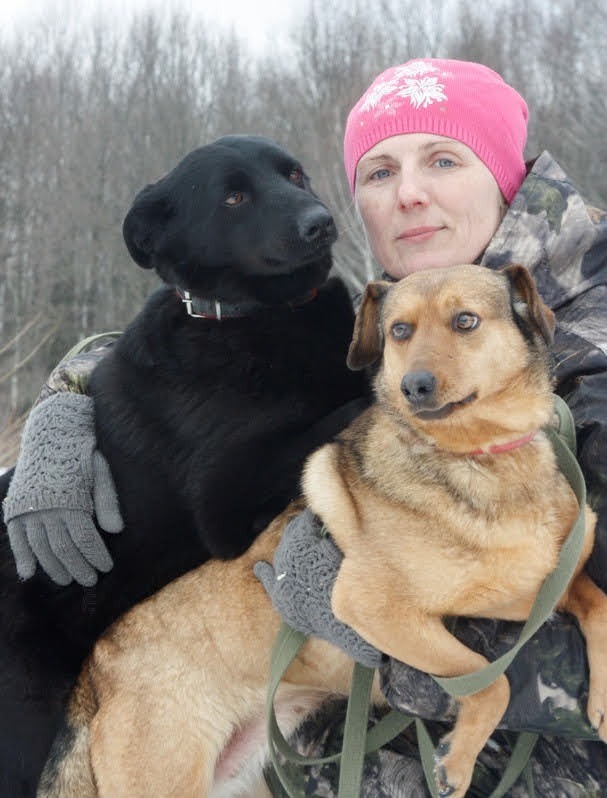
[176, 288, 318, 320]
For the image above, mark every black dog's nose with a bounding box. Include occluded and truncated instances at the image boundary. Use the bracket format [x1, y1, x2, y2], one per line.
[298, 207, 336, 243]
[401, 371, 437, 405]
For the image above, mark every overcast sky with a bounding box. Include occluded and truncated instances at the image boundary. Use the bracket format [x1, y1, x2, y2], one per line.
[0, 0, 301, 51]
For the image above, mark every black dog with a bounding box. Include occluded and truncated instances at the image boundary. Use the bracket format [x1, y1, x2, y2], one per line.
[0, 135, 370, 797]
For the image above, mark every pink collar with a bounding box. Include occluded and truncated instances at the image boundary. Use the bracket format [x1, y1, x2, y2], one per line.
[468, 430, 538, 456]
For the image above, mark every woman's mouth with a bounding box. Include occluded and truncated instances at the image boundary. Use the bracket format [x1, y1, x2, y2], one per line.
[397, 226, 443, 243]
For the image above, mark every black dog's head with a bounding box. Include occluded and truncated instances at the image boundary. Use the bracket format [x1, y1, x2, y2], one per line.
[122, 135, 337, 305]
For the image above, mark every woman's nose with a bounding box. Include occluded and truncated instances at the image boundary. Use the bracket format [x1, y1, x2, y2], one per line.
[396, 172, 429, 209]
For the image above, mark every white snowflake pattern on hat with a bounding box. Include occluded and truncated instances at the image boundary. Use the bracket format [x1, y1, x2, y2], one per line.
[397, 77, 447, 109]
[359, 78, 401, 112]
[359, 61, 447, 113]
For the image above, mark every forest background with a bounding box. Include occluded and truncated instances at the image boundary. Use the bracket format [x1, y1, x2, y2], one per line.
[1, 0, 605, 465]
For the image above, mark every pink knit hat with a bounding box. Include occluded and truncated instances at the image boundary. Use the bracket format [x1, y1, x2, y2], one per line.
[344, 59, 529, 202]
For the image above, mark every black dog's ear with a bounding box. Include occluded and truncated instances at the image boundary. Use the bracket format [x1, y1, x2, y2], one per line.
[502, 263, 555, 345]
[122, 187, 174, 269]
[347, 281, 391, 370]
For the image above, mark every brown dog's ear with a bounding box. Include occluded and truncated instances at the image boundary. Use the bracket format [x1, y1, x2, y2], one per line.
[501, 263, 555, 345]
[347, 281, 391, 370]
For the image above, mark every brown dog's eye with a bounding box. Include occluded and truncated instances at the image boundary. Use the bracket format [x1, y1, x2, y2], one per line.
[453, 312, 480, 332]
[390, 322, 413, 340]
[224, 192, 245, 207]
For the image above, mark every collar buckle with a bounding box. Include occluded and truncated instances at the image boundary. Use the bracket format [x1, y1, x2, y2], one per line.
[181, 290, 222, 321]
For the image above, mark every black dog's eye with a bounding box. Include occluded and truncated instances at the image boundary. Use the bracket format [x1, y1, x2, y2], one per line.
[224, 191, 246, 207]
[453, 312, 480, 332]
[289, 167, 305, 187]
[390, 322, 413, 341]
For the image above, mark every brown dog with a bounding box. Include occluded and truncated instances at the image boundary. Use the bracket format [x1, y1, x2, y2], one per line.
[38, 264, 607, 798]
[303, 263, 607, 796]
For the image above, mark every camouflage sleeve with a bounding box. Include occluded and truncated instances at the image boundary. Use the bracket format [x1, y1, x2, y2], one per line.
[34, 333, 120, 406]
[550, 290, 607, 597]
[267, 693, 607, 797]
[382, 615, 596, 738]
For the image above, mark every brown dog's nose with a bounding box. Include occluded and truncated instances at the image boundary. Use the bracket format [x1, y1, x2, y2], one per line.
[401, 371, 436, 406]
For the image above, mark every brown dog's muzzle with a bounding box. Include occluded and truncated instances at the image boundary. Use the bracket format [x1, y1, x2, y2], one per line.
[401, 370, 478, 420]
[401, 370, 437, 407]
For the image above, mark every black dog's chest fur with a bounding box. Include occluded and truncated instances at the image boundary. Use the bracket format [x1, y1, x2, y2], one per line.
[89, 277, 368, 616]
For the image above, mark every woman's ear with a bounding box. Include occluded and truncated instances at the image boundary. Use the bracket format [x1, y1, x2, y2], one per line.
[347, 281, 391, 370]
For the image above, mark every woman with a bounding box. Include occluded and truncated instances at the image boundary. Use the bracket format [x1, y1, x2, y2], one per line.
[6, 59, 607, 795]
[254, 59, 607, 796]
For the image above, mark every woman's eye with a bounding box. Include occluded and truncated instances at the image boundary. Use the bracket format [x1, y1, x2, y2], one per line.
[390, 321, 413, 340]
[224, 191, 245, 207]
[453, 312, 480, 332]
[433, 157, 456, 169]
[370, 168, 392, 181]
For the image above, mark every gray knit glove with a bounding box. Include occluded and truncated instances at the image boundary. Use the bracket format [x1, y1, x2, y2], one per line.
[254, 508, 383, 668]
[3, 392, 123, 587]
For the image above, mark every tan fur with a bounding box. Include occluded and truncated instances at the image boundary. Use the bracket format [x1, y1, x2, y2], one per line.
[38, 500, 378, 798]
[39, 263, 607, 798]
[304, 264, 607, 797]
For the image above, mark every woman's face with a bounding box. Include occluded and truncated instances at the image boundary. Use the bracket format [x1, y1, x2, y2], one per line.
[354, 133, 506, 278]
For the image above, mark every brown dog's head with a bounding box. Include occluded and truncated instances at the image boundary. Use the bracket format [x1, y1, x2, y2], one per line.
[347, 264, 555, 453]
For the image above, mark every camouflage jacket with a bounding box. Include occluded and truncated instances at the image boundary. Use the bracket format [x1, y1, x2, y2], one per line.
[44, 152, 607, 796]
[36, 333, 122, 404]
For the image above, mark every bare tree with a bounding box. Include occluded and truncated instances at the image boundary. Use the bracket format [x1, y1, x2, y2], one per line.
[0, 8, 259, 419]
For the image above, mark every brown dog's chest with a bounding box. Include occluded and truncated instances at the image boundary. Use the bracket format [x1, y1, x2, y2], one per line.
[326, 435, 579, 622]
[351, 497, 566, 619]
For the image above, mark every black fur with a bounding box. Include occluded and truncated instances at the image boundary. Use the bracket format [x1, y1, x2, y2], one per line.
[0, 135, 370, 796]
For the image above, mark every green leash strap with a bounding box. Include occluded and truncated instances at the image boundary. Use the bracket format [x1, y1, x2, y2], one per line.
[59, 331, 123, 361]
[415, 718, 438, 798]
[553, 393, 577, 453]
[266, 624, 414, 796]
[338, 662, 374, 796]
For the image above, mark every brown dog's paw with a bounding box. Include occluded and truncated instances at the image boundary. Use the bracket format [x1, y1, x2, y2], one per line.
[434, 735, 474, 798]
[587, 678, 607, 742]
